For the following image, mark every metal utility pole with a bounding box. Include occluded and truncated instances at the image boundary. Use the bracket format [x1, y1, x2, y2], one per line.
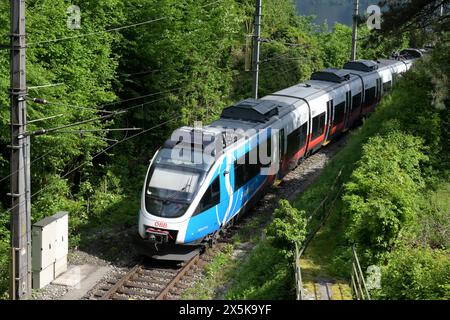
[252, 0, 262, 100]
[9, 0, 32, 300]
[351, 0, 359, 61]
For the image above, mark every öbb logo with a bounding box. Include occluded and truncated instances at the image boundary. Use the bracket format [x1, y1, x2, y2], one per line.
[155, 221, 168, 228]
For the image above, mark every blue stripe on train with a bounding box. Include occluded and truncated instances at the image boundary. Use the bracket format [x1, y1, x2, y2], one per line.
[184, 172, 267, 243]
[184, 129, 271, 244]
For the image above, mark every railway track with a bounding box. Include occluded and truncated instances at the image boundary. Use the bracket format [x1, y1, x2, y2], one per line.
[87, 134, 348, 300]
[91, 248, 217, 300]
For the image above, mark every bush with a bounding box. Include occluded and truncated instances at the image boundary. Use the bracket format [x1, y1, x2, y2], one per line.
[225, 241, 293, 300]
[343, 131, 428, 261]
[266, 199, 307, 256]
[376, 246, 450, 300]
[405, 183, 450, 250]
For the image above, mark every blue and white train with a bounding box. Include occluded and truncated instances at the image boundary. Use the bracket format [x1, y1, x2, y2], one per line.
[137, 49, 424, 259]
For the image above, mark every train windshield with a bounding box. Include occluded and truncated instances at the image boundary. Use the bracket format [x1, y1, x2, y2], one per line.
[145, 148, 213, 218]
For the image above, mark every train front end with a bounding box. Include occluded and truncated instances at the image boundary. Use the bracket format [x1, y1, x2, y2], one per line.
[137, 127, 218, 260]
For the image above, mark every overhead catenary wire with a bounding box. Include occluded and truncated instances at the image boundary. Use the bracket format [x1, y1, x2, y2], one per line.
[20, 110, 126, 138]
[4, 115, 182, 215]
[261, 38, 311, 48]
[28, 97, 115, 114]
[24, 89, 183, 138]
[56, 132, 120, 143]
[28, 83, 65, 90]
[54, 128, 143, 133]
[28, 114, 64, 124]
[260, 55, 307, 65]
[26, 0, 224, 47]
[28, 86, 183, 114]
[0, 150, 54, 184]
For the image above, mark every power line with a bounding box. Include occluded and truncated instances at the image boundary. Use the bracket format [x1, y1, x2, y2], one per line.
[28, 98, 115, 114]
[55, 128, 143, 133]
[100, 87, 183, 109]
[26, 0, 224, 47]
[29, 86, 183, 114]
[21, 111, 125, 138]
[261, 38, 310, 48]
[28, 114, 64, 124]
[0, 150, 54, 185]
[4, 115, 182, 216]
[25, 92, 183, 138]
[117, 69, 161, 78]
[0, 127, 140, 186]
[28, 83, 65, 90]
[260, 56, 309, 65]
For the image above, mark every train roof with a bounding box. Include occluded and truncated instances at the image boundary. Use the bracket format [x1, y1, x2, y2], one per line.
[399, 48, 423, 59]
[220, 99, 283, 123]
[161, 51, 422, 159]
[343, 59, 379, 72]
[310, 68, 351, 83]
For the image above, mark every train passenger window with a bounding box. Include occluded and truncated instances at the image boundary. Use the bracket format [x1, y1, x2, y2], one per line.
[311, 112, 326, 140]
[334, 102, 345, 124]
[195, 176, 220, 214]
[298, 123, 308, 149]
[234, 150, 261, 190]
[247, 151, 260, 181]
[287, 123, 308, 157]
[365, 87, 376, 105]
[351, 93, 361, 111]
[234, 156, 246, 190]
[383, 81, 392, 93]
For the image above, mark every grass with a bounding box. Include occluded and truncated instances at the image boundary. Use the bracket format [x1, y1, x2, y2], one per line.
[184, 115, 379, 300]
[432, 183, 450, 211]
[288, 104, 393, 299]
[299, 202, 353, 300]
[182, 194, 288, 300]
[182, 244, 236, 300]
[224, 240, 293, 300]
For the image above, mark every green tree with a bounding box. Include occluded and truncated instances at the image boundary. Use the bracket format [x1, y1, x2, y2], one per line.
[377, 246, 450, 300]
[266, 199, 307, 256]
[343, 132, 428, 260]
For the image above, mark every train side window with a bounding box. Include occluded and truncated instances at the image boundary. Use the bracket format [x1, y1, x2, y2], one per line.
[383, 81, 392, 93]
[234, 150, 261, 190]
[287, 123, 308, 156]
[365, 87, 376, 105]
[234, 155, 247, 190]
[334, 102, 345, 124]
[195, 175, 220, 214]
[287, 122, 308, 156]
[246, 151, 260, 181]
[352, 92, 361, 111]
[311, 112, 326, 140]
[298, 123, 308, 149]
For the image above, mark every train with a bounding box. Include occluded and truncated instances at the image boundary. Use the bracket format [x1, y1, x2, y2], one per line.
[136, 48, 424, 260]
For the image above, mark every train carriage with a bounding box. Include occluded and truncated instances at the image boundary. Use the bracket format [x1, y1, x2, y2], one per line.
[137, 51, 422, 260]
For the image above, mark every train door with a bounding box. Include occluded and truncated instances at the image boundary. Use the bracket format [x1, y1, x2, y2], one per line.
[344, 90, 351, 131]
[324, 100, 334, 143]
[376, 78, 382, 102]
[277, 128, 285, 179]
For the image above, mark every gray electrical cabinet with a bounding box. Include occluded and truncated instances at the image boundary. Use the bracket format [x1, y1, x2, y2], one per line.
[32, 211, 69, 289]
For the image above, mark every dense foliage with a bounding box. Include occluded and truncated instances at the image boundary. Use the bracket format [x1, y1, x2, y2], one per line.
[229, 36, 449, 300]
[266, 199, 307, 256]
[0, 0, 430, 297]
[377, 246, 450, 300]
[343, 131, 428, 261]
